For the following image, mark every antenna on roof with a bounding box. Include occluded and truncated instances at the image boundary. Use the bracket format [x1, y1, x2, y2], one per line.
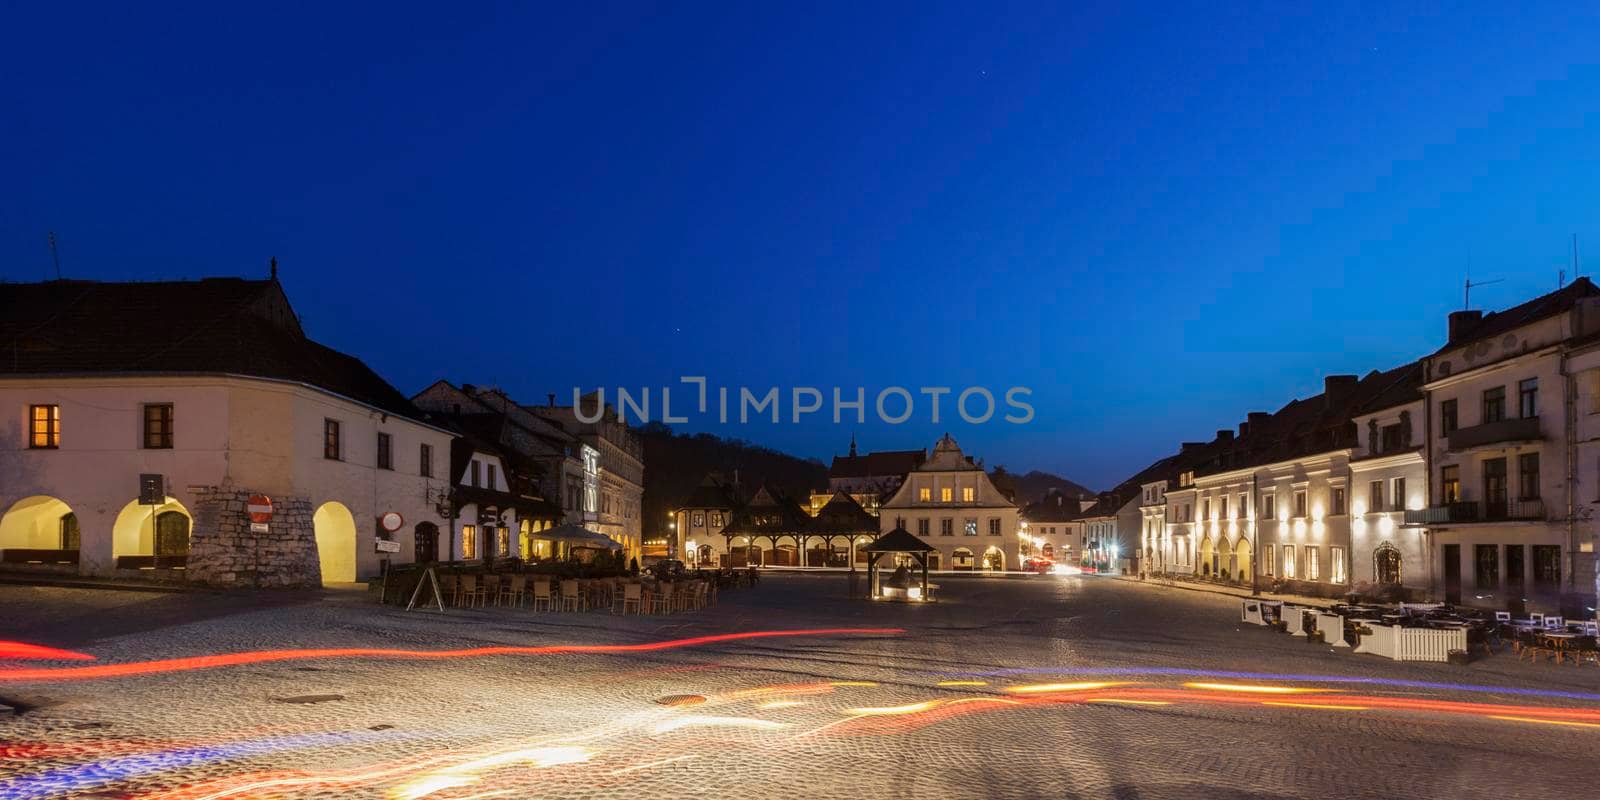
[269, 256, 278, 281]
[1463, 271, 1503, 310]
[48, 231, 61, 279]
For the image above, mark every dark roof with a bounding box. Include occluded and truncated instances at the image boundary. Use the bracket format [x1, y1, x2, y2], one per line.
[0, 278, 430, 424]
[1431, 277, 1600, 356]
[809, 491, 877, 534]
[718, 484, 811, 536]
[1021, 490, 1083, 523]
[677, 473, 741, 511]
[1353, 361, 1424, 415]
[864, 526, 936, 553]
[829, 449, 926, 479]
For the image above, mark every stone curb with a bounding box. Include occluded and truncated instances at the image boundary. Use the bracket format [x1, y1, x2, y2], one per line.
[0, 573, 200, 594]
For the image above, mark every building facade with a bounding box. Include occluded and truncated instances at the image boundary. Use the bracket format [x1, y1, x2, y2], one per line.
[529, 394, 645, 559]
[0, 277, 455, 587]
[879, 435, 1020, 571]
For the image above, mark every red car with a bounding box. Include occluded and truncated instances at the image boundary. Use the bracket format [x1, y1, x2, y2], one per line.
[1023, 557, 1054, 574]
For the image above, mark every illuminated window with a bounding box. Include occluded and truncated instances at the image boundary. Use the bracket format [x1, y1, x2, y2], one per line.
[323, 418, 341, 460]
[710, 512, 724, 527]
[1263, 545, 1274, 577]
[962, 487, 975, 502]
[1306, 546, 1321, 581]
[692, 512, 705, 528]
[1281, 545, 1296, 579]
[461, 525, 477, 559]
[29, 404, 60, 448]
[143, 404, 173, 449]
[1441, 465, 1460, 503]
[496, 527, 510, 557]
[1330, 546, 1346, 583]
[919, 487, 931, 502]
[965, 518, 978, 536]
[940, 487, 952, 503]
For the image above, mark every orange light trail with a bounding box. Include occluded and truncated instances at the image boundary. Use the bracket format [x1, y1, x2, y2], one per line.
[1185, 682, 1330, 695]
[1486, 716, 1600, 730]
[0, 640, 95, 661]
[0, 628, 903, 683]
[1261, 701, 1369, 711]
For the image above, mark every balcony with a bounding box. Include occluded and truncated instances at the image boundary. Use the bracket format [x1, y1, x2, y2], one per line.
[1403, 498, 1546, 526]
[1446, 416, 1542, 451]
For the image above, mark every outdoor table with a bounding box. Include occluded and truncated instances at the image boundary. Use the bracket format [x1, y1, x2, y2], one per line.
[1540, 632, 1579, 664]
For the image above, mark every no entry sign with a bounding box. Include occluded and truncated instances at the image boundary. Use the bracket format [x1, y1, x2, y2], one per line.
[247, 494, 274, 524]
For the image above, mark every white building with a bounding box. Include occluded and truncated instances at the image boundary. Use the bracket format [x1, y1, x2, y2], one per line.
[1350, 368, 1428, 596]
[1415, 282, 1600, 612]
[0, 276, 455, 587]
[880, 434, 1020, 571]
[671, 472, 740, 568]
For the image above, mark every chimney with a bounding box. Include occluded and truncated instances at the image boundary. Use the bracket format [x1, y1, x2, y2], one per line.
[1180, 441, 1206, 453]
[547, 393, 556, 407]
[1447, 310, 1483, 343]
[1216, 429, 1233, 442]
[1323, 375, 1358, 409]
[1238, 420, 1250, 437]
[1249, 411, 1270, 427]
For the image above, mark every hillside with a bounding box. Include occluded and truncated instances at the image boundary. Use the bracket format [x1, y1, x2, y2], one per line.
[638, 423, 828, 540]
[995, 467, 1096, 506]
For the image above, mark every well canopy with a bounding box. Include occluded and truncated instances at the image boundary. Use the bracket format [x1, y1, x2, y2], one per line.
[863, 527, 936, 553]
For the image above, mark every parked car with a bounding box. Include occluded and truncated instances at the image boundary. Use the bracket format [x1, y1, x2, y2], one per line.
[1022, 557, 1054, 574]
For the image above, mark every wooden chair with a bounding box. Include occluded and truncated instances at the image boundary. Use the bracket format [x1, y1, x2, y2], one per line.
[455, 574, 485, 608]
[482, 574, 502, 606]
[620, 582, 643, 614]
[499, 574, 527, 608]
[531, 580, 554, 612]
[560, 580, 586, 612]
[438, 573, 460, 606]
[650, 582, 675, 614]
[1571, 636, 1598, 667]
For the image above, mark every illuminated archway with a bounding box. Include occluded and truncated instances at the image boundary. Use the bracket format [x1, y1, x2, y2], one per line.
[313, 501, 358, 584]
[981, 546, 1005, 572]
[1375, 543, 1402, 584]
[112, 497, 191, 559]
[1234, 538, 1252, 583]
[0, 496, 77, 559]
[951, 547, 975, 571]
[1198, 536, 1215, 576]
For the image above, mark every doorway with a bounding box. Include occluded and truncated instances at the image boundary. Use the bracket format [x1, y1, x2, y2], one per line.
[1442, 544, 1461, 605]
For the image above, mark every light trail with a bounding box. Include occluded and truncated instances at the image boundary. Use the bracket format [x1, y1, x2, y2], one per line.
[0, 628, 903, 682]
[1003, 681, 1126, 694]
[1261, 701, 1369, 711]
[0, 641, 95, 661]
[1486, 716, 1600, 730]
[1185, 682, 1331, 695]
[955, 666, 1600, 702]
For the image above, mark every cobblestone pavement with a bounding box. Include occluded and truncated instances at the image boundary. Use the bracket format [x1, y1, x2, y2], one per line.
[2, 574, 1597, 799]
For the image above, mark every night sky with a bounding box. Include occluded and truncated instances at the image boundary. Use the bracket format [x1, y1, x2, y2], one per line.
[4, 3, 1598, 490]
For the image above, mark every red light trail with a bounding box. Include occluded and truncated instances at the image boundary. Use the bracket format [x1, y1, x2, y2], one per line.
[0, 628, 903, 682]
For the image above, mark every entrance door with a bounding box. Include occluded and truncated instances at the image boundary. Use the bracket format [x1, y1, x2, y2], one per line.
[414, 523, 439, 563]
[1442, 544, 1462, 604]
[1504, 544, 1525, 610]
[154, 511, 190, 557]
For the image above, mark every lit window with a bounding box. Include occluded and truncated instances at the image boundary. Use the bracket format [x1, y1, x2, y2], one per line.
[1282, 545, 1296, 579]
[919, 487, 931, 502]
[1330, 547, 1346, 583]
[965, 518, 978, 536]
[496, 527, 511, 557]
[461, 525, 477, 559]
[692, 512, 705, 528]
[940, 487, 953, 503]
[710, 512, 724, 527]
[143, 404, 173, 449]
[962, 487, 975, 502]
[1306, 546, 1321, 581]
[29, 404, 60, 449]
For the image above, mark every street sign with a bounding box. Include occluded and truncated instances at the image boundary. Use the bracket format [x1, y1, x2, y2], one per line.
[249, 522, 270, 534]
[138, 474, 165, 505]
[246, 495, 274, 524]
[375, 539, 401, 553]
[379, 511, 404, 532]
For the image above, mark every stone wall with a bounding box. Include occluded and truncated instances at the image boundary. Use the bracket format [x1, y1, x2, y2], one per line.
[187, 487, 321, 588]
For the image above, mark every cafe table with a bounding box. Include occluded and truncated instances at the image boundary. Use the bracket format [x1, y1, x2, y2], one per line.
[1540, 631, 1580, 664]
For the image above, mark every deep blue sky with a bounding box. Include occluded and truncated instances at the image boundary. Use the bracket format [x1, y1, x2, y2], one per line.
[4, 3, 1598, 489]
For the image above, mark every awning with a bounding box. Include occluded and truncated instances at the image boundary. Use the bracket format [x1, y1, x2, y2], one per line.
[536, 523, 624, 550]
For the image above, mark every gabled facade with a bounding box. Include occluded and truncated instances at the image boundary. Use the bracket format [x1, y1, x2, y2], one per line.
[880, 434, 1020, 571]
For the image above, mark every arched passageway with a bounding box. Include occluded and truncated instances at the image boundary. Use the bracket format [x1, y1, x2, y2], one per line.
[313, 501, 358, 584]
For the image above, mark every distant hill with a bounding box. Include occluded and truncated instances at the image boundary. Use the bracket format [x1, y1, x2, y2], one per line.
[994, 467, 1095, 506]
[638, 423, 828, 540]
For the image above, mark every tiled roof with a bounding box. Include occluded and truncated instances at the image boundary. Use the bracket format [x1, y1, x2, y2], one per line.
[829, 449, 926, 479]
[809, 491, 877, 534]
[678, 473, 741, 511]
[1353, 361, 1424, 415]
[1021, 490, 1082, 523]
[0, 277, 429, 424]
[1430, 276, 1600, 356]
[864, 526, 936, 553]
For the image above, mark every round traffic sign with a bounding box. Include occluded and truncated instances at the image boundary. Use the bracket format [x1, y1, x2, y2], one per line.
[379, 511, 404, 532]
[246, 494, 274, 524]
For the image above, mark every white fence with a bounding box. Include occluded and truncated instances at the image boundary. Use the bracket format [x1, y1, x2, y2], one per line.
[1353, 624, 1464, 662]
[1316, 613, 1350, 648]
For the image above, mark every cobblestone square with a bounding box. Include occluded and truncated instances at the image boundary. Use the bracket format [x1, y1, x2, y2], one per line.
[2, 574, 1597, 799]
